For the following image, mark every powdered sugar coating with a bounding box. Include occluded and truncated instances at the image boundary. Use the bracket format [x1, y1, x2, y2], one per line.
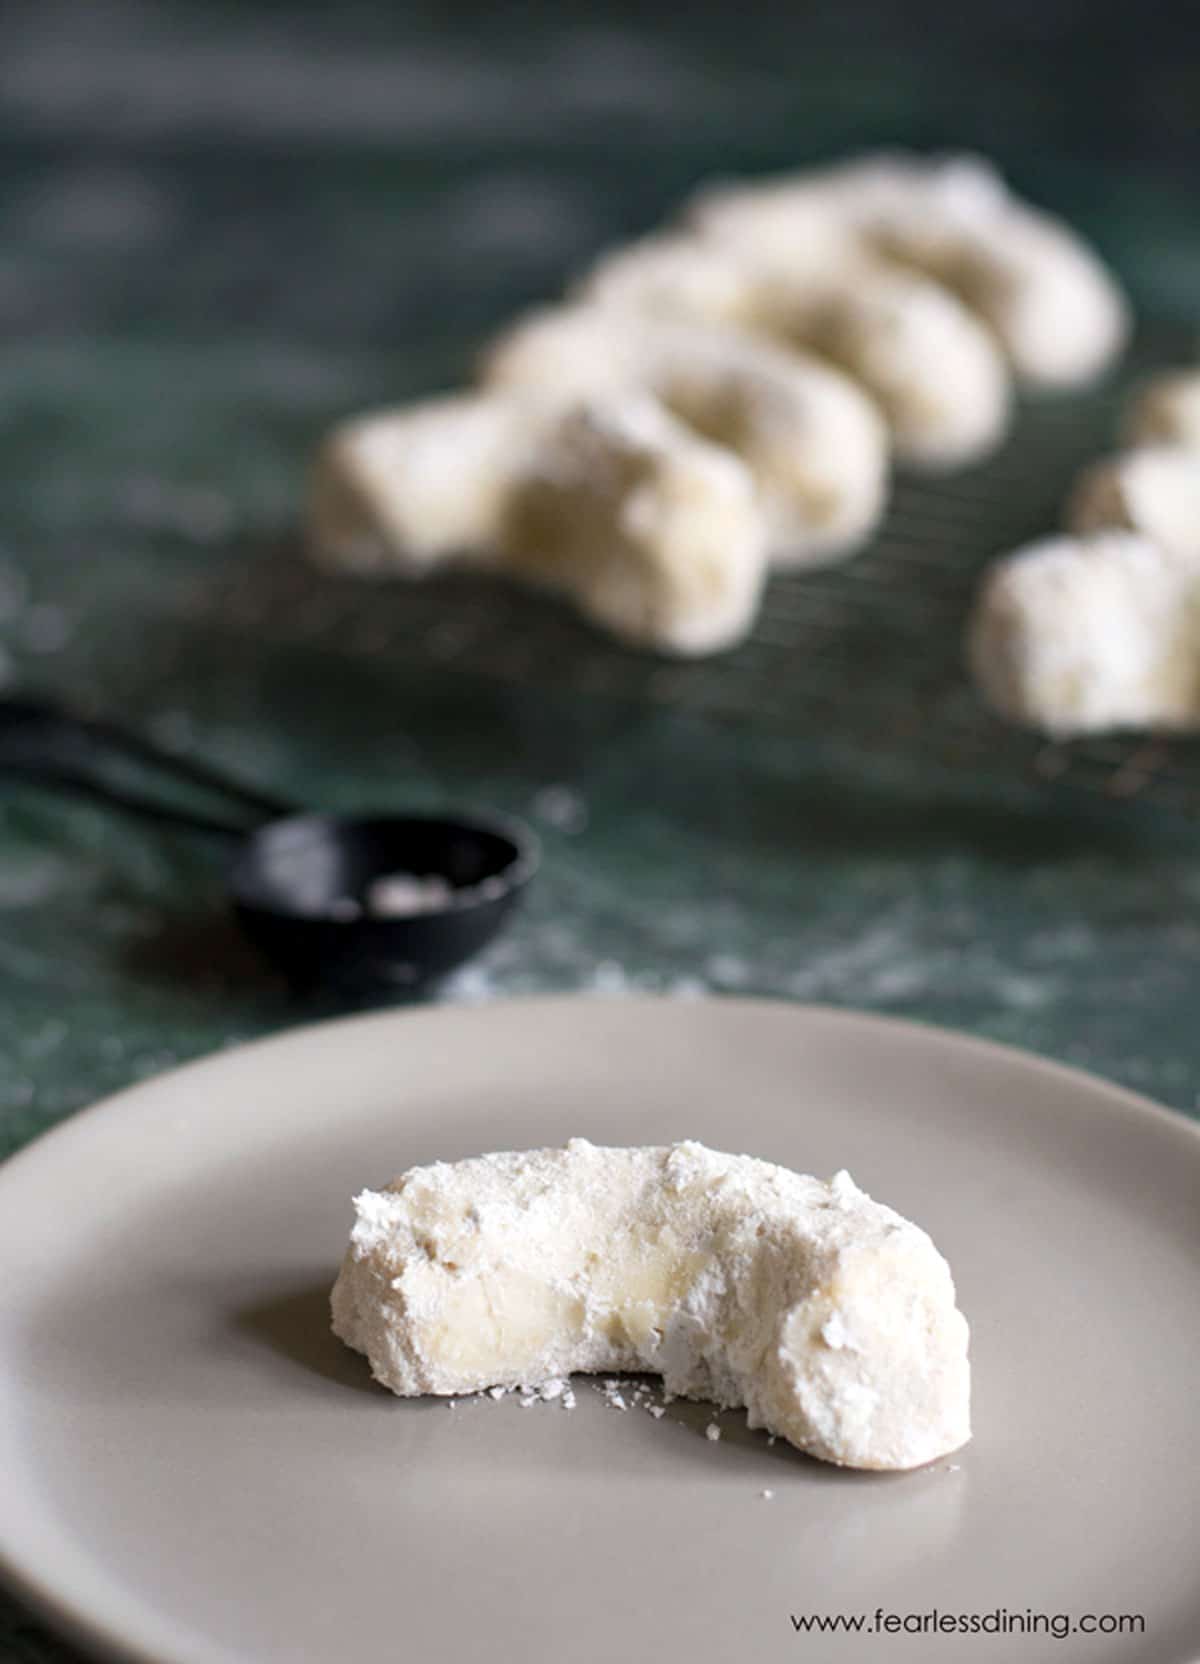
[968, 531, 1200, 735]
[308, 392, 541, 575]
[689, 151, 1128, 388]
[498, 395, 767, 655]
[1067, 447, 1200, 562]
[577, 233, 1010, 470]
[331, 1139, 971, 1471]
[308, 388, 767, 655]
[481, 308, 888, 565]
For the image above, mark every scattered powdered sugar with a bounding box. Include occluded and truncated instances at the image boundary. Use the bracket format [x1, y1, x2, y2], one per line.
[442, 963, 497, 1003]
[437, 925, 715, 1008]
[450, 1372, 785, 1450]
[0, 1079, 35, 1109]
[704, 953, 751, 988]
[590, 960, 629, 994]
[532, 784, 589, 835]
[517, 1378, 577, 1410]
[993, 972, 1053, 1010]
[588, 1376, 672, 1421]
[469, 1379, 578, 1410]
[407, 883, 1072, 1023]
[0, 852, 69, 910]
[24, 1018, 67, 1059]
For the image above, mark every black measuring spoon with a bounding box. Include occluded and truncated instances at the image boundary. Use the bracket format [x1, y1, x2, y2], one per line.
[0, 697, 538, 990]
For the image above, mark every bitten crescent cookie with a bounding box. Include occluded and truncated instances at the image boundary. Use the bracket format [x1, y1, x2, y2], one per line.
[331, 1138, 972, 1471]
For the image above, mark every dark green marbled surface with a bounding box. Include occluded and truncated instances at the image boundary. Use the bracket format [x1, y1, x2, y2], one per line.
[3, 2, 1200, 1658]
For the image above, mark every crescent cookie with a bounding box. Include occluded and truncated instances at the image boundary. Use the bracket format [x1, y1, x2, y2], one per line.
[332, 1139, 971, 1471]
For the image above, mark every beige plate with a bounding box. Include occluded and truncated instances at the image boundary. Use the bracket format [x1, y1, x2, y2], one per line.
[1, 998, 1198, 1664]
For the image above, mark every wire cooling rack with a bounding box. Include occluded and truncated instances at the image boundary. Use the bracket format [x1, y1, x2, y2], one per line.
[203, 319, 1200, 813]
